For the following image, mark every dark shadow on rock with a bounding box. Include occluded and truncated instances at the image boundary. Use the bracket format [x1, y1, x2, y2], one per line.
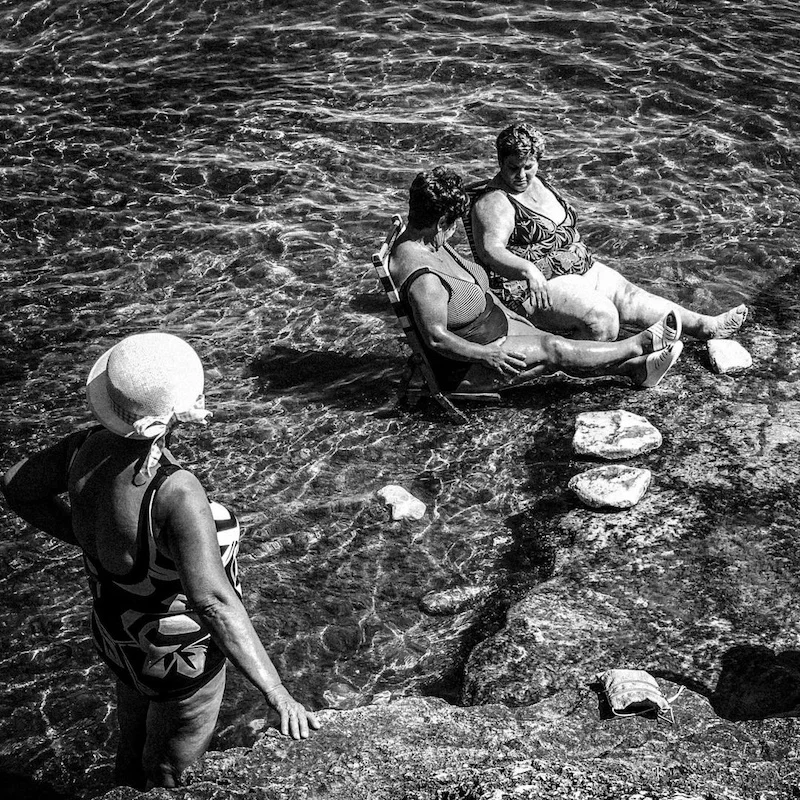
[423, 501, 568, 706]
[349, 291, 392, 314]
[0, 772, 73, 800]
[250, 345, 399, 408]
[751, 265, 800, 333]
[250, 345, 631, 418]
[501, 500, 566, 584]
[653, 644, 800, 721]
[421, 587, 511, 706]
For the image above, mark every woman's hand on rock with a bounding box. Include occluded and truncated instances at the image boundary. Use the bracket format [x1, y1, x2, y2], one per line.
[265, 684, 321, 740]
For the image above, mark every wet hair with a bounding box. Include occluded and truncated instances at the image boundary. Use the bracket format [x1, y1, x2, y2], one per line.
[407, 167, 469, 229]
[495, 123, 546, 164]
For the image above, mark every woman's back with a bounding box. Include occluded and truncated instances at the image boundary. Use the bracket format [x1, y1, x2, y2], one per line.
[68, 429, 172, 576]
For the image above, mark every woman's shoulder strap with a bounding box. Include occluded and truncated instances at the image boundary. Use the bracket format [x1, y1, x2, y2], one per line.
[399, 266, 452, 299]
[65, 424, 104, 481]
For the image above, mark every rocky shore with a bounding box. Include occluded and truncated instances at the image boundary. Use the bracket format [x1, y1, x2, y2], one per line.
[99, 312, 800, 800]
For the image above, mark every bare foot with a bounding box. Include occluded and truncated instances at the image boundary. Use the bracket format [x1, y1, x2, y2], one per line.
[706, 304, 748, 339]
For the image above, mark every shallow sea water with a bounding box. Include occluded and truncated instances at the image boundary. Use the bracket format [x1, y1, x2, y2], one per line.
[1, 0, 799, 796]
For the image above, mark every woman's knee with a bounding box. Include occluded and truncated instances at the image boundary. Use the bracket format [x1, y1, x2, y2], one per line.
[580, 303, 619, 341]
[540, 335, 574, 367]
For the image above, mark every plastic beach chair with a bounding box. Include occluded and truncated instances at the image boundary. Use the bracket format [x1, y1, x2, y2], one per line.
[371, 214, 500, 422]
[461, 180, 491, 265]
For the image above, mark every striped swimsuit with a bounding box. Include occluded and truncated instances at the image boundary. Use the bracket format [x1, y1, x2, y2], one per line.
[398, 245, 508, 389]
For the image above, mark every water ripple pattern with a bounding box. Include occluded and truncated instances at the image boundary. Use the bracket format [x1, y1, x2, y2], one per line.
[1, 0, 798, 795]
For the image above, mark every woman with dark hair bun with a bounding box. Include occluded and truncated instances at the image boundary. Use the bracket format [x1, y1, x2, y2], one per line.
[470, 123, 748, 341]
[388, 167, 684, 393]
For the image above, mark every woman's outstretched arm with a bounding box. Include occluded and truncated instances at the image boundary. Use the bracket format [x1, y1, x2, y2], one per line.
[157, 471, 321, 740]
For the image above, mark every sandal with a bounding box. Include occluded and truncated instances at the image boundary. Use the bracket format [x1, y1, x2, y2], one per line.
[646, 310, 682, 351]
[641, 341, 684, 388]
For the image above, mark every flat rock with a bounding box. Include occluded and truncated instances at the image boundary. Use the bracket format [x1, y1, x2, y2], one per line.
[708, 339, 753, 374]
[572, 410, 662, 460]
[98, 693, 798, 800]
[568, 465, 651, 508]
[375, 484, 426, 520]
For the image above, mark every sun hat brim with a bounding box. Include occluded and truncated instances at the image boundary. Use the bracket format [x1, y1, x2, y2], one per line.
[86, 344, 154, 439]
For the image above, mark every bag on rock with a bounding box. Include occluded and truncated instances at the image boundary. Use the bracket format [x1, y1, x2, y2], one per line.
[596, 668, 683, 724]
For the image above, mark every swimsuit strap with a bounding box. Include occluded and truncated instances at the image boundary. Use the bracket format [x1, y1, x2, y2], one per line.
[442, 244, 485, 283]
[85, 460, 184, 585]
[65, 425, 104, 483]
[399, 266, 452, 302]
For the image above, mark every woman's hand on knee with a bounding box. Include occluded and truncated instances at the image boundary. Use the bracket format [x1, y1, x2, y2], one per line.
[265, 684, 321, 740]
[480, 344, 527, 376]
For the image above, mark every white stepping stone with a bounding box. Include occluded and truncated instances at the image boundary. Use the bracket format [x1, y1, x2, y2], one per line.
[568, 465, 652, 509]
[573, 410, 662, 460]
[375, 484, 426, 521]
[707, 339, 752, 374]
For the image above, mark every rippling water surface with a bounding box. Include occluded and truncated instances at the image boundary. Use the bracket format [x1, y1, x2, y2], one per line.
[1, 0, 799, 795]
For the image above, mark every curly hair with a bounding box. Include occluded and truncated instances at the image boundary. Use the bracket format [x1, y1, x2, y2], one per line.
[407, 167, 469, 229]
[495, 123, 546, 163]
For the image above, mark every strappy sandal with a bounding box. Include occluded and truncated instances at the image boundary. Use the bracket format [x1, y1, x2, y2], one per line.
[646, 310, 682, 351]
[641, 341, 684, 388]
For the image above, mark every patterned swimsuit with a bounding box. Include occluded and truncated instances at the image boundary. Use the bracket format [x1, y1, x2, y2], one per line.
[500, 178, 594, 279]
[74, 443, 242, 701]
[479, 179, 594, 314]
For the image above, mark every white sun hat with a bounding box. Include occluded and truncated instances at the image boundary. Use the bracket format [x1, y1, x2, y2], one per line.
[86, 331, 211, 439]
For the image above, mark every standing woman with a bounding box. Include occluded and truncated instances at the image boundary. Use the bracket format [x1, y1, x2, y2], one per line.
[1, 332, 320, 790]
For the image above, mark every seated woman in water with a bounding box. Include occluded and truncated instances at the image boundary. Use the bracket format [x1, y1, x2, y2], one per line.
[1, 332, 320, 790]
[390, 167, 684, 392]
[469, 122, 748, 341]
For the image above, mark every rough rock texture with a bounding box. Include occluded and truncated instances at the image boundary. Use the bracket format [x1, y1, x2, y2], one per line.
[568, 465, 652, 508]
[419, 585, 489, 616]
[572, 410, 662, 460]
[375, 484, 426, 520]
[707, 339, 753, 373]
[98, 694, 796, 800]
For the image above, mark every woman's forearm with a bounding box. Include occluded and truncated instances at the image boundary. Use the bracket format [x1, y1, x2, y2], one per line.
[195, 591, 285, 696]
[424, 327, 497, 366]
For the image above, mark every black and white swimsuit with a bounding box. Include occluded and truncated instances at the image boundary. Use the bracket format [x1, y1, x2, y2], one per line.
[72, 437, 242, 701]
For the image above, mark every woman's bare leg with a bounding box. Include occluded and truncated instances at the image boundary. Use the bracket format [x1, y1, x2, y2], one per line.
[456, 322, 657, 391]
[142, 667, 226, 789]
[587, 260, 747, 340]
[524, 274, 620, 340]
[115, 680, 150, 789]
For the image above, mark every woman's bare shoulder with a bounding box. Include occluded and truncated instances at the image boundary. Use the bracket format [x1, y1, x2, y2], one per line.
[389, 239, 437, 283]
[472, 186, 512, 219]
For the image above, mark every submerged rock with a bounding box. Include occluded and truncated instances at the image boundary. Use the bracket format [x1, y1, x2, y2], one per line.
[568, 465, 651, 509]
[708, 339, 753, 374]
[419, 585, 488, 616]
[572, 410, 662, 460]
[375, 484, 426, 521]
